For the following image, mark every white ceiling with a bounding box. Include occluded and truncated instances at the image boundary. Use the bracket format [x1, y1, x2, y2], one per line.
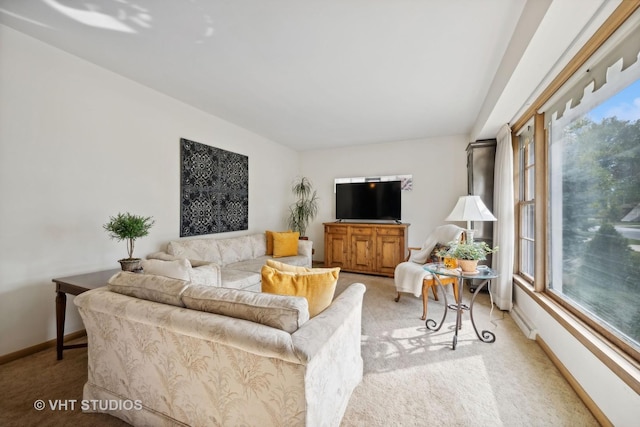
[0, 0, 617, 151]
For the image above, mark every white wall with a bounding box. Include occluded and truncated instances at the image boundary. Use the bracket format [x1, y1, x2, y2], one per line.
[0, 24, 473, 358]
[300, 136, 469, 260]
[0, 26, 299, 357]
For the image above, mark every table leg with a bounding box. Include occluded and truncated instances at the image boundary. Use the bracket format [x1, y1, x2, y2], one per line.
[469, 279, 496, 343]
[425, 275, 449, 331]
[453, 278, 464, 349]
[56, 291, 66, 360]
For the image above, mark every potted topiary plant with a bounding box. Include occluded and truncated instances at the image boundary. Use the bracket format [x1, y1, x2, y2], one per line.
[287, 176, 319, 239]
[440, 240, 498, 273]
[103, 212, 155, 271]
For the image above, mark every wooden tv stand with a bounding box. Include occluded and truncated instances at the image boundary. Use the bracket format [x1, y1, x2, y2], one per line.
[324, 222, 409, 277]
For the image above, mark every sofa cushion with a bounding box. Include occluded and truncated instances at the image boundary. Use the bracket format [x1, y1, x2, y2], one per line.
[141, 258, 192, 281]
[265, 254, 310, 268]
[107, 271, 189, 307]
[261, 265, 339, 317]
[168, 238, 222, 265]
[182, 285, 309, 333]
[218, 235, 254, 265]
[141, 258, 221, 286]
[226, 258, 268, 274]
[220, 269, 261, 290]
[272, 231, 300, 257]
[249, 233, 267, 258]
[146, 251, 211, 267]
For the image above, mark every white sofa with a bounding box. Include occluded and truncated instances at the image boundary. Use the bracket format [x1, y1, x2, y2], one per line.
[148, 233, 313, 291]
[74, 271, 365, 427]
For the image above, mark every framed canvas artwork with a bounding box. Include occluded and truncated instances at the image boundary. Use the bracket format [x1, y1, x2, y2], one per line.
[180, 138, 248, 236]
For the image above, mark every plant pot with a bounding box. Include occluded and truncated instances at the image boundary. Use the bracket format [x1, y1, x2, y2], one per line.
[457, 259, 479, 273]
[118, 258, 142, 272]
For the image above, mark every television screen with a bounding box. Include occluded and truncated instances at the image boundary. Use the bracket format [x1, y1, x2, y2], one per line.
[336, 181, 401, 221]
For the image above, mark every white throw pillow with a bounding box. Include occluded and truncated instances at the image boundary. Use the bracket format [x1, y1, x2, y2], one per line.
[141, 258, 192, 281]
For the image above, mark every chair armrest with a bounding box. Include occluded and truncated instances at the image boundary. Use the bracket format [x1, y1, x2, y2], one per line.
[405, 247, 421, 262]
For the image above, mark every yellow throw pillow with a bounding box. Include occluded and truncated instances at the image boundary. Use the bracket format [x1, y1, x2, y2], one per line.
[266, 259, 309, 273]
[267, 259, 339, 274]
[266, 230, 293, 255]
[265, 230, 275, 255]
[261, 265, 339, 317]
[272, 231, 299, 257]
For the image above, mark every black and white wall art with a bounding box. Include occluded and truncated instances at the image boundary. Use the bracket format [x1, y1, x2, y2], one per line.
[180, 138, 248, 236]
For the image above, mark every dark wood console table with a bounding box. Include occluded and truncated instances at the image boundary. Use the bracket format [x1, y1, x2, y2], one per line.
[53, 269, 119, 360]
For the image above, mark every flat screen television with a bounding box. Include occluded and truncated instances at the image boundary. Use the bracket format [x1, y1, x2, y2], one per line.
[335, 181, 401, 221]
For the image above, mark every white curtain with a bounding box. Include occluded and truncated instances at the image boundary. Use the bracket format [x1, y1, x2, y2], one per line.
[492, 124, 514, 311]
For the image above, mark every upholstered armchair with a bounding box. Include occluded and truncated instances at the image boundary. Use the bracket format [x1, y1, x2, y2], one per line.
[394, 224, 464, 320]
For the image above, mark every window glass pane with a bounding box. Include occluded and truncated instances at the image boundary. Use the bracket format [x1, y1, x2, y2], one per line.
[521, 203, 534, 239]
[527, 139, 535, 166]
[521, 239, 534, 277]
[526, 165, 535, 201]
[549, 79, 640, 350]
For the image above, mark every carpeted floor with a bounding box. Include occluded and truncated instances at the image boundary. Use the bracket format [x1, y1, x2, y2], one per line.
[0, 272, 598, 426]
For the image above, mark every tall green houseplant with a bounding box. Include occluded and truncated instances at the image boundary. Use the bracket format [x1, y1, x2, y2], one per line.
[103, 212, 154, 271]
[287, 177, 319, 238]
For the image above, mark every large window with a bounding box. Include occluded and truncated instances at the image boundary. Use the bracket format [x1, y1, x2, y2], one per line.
[510, 1, 640, 383]
[548, 77, 640, 355]
[517, 123, 535, 281]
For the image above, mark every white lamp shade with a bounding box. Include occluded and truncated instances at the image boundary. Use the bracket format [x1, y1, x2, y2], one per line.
[445, 195, 497, 222]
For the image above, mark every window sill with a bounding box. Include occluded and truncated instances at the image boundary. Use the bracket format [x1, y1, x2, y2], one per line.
[513, 275, 640, 395]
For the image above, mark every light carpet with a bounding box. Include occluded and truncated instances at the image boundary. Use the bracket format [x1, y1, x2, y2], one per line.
[0, 272, 597, 426]
[338, 272, 597, 426]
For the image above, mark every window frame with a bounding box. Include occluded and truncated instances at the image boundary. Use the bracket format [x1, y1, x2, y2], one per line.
[515, 120, 535, 283]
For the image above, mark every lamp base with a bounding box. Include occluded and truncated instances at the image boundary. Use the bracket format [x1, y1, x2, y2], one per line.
[465, 228, 475, 244]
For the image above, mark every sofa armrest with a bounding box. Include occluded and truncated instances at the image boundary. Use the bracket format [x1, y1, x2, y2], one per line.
[291, 282, 366, 362]
[297, 239, 313, 266]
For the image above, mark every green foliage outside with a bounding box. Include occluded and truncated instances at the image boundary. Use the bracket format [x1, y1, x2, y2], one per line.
[558, 115, 640, 346]
[103, 212, 155, 259]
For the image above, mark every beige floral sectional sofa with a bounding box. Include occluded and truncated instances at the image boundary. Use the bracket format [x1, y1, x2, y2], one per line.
[73, 232, 366, 426]
[75, 270, 365, 426]
[147, 232, 313, 292]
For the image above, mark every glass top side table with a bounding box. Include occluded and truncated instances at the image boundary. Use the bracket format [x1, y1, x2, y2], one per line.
[423, 262, 499, 350]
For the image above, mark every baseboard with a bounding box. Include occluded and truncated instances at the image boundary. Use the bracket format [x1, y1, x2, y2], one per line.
[511, 304, 538, 339]
[536, 335, 612, 427]
[0, 330, 87, 365]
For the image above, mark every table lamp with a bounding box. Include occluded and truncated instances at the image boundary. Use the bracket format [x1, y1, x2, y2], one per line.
[445, 195, 496, 243]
